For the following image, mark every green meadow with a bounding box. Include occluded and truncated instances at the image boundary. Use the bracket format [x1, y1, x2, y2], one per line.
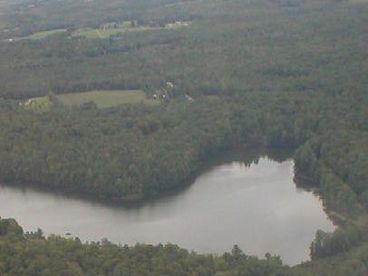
[10, 21, 191, 41]
[23, 90, 158, 111]
[24, 29, 67, 40]
[71, 26, 163, 39]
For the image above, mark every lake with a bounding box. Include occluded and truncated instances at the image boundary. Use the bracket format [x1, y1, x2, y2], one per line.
[0, 153, 335, 265]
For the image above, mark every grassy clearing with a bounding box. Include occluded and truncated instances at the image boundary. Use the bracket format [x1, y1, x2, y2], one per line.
[72, 22, 191, 39]
[24, 29, 67, 40]
[13, 22, 191, 41]
[22, 90, 158, 111]
[58, 90, 157, 108]
[72, 26, 163, 39]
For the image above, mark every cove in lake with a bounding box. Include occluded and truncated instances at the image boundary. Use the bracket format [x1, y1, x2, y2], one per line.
[0, 151, 335, 265]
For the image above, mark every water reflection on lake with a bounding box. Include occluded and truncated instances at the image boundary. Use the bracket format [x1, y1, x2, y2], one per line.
[0, 153, 335, 265]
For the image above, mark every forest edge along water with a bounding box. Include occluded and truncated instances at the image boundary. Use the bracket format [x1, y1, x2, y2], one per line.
[0, 149, 335, 266]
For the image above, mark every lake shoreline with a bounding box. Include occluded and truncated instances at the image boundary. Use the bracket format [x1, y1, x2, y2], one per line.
[0, 144, 282, 207]
[0, 154, 334, 265]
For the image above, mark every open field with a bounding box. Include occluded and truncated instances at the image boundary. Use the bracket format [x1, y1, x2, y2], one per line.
[58, 90, 157, 107]
[72, 22, 190, 39]
[71, 26, 162, 39]
[24, 29, 67, 40]
[5, 21, 191, 41]
[22, 90, 158, 111]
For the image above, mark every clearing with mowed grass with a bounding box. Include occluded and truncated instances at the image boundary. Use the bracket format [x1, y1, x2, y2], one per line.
[9, 22, 191, 41]
[25, 29, 67, 40]
[71, 22, 190, 39]
[22, 90, 158, 111]
[71, 26, 163, 39]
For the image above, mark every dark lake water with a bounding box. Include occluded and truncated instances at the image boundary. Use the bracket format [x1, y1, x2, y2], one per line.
[0, 153, 335, 265]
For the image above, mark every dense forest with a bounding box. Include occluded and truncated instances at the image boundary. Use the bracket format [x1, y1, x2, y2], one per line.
[1, 217, 368, 275]
[0, 0, 368, 274]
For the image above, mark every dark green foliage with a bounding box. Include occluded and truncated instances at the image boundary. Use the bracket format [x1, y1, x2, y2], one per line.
[0, 219, 296, 276]
[310, 227, 362, 260]
[0, 216, 367, 275]
[0, 92, 325, 201]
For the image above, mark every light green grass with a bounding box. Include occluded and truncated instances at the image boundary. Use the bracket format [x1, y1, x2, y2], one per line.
[25, 29, 67, 40]
[72, 22, 191, 39]
[58, 90, 157, 108]
[22, 90, 158, 111]
[18, 22, 191, 40]
[71, 26, 163, 39]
